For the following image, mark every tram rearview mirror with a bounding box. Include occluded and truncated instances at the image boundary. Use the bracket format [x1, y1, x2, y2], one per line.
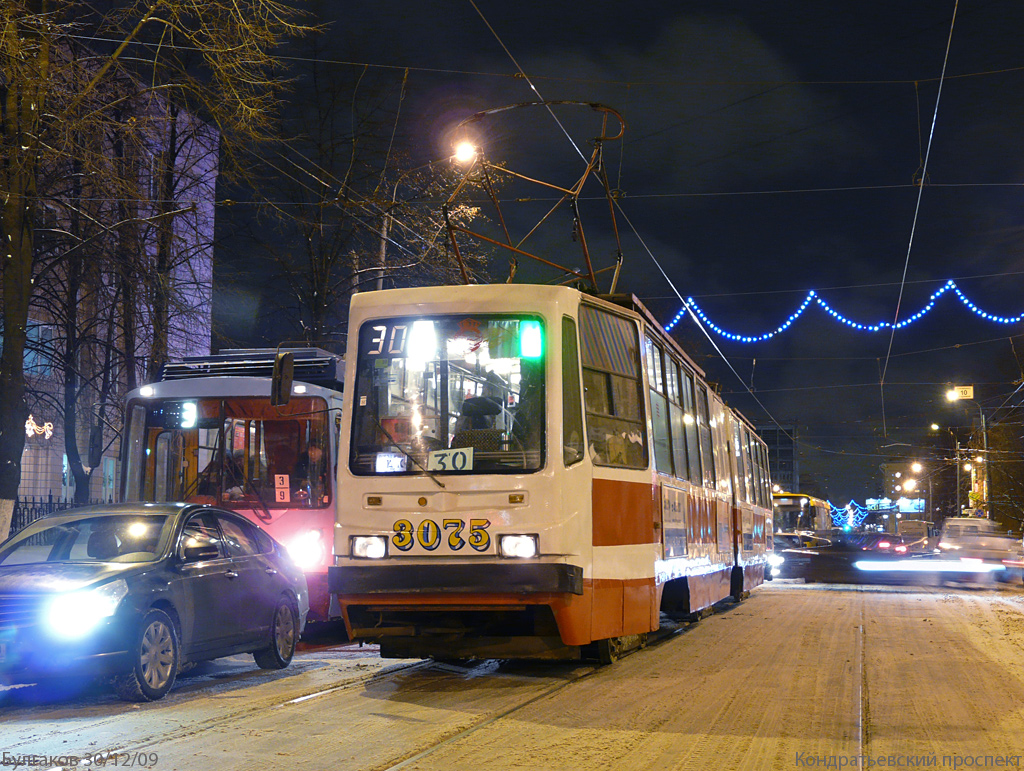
[271, 351, 294, 406]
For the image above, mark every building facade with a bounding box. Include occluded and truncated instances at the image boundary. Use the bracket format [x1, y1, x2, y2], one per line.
[14, 93, 217, 505]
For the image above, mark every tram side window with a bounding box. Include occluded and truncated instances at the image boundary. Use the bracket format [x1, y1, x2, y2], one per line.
[645, 337, 673, 475]
[666, 358, 690, 482]
[562, 317, 585, 467]
[740, 426, 755, 503]
[747, 434, 762, 508]
[757, 441, 772, 507]
[732, 421, 747, 503]
[696, 385, 716, 489]
[679, 368, 702, 482]
[579, 305, 647, 469]
[713, 402, 731, 495]
[751, 437, 767, 508]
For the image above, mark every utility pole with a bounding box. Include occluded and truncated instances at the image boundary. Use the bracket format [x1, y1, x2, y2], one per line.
[955, 440, 961, 515]
[979, 408, 990, 518]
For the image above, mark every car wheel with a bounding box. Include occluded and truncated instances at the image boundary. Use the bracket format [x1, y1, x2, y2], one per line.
[254, 597, 298, 670]
[112, 609, 179, 702]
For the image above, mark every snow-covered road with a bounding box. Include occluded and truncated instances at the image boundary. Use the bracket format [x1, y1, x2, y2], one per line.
[4, 581, 1024, 770]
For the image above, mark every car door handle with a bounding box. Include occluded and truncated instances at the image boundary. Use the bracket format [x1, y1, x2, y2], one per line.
[265, 568, 278, 575]
[224, 570, 239, 579]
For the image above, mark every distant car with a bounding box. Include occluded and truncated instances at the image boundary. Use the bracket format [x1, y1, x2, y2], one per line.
[936, 517, 1023, 581]
[0, 503, 309, 701]
[778, 531, 920, 584]
[769, 532, 832, 579]
[860, 533, 913, 555]
[897, 519, 932, 552]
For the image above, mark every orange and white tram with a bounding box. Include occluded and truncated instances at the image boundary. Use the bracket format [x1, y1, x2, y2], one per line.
[328, 285, 773, 660]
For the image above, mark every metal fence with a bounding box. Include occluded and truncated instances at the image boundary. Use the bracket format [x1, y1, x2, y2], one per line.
[9, 496, 106, 537]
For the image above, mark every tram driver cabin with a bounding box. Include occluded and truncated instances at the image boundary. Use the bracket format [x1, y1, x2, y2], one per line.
[329, 284, 774, 661]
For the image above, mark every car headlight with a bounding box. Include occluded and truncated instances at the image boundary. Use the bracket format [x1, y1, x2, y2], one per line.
[286, 529, 326, 570]
[767, 554, 785, 567]
[351, 535, 387, 559]
[499, 534, 538, 559]
[47, 579, 128, 639]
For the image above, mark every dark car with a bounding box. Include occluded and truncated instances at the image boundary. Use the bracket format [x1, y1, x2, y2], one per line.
[769, 532, 832, 579]
[0, 503, 309, 702]
[800, 532, 913, 583]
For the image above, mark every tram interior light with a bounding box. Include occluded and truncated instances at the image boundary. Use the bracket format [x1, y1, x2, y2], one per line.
[351, 535, 387, 559]
[499, 534, 538, 559]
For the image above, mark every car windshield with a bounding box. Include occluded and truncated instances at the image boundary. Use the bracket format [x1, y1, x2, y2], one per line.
[0, 514, 173, 566]
[349, 314, 545, 475]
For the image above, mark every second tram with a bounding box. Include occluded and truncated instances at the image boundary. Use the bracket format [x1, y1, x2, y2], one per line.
[772, 492, 831, 532]
[120, 348, 343, 622]
[328, 285, 773, 660]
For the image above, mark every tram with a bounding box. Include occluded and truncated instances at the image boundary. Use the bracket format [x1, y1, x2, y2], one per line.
[328, 285, 773, 660]
[772, 492, 831, 532]
[120, 348, 344, 622]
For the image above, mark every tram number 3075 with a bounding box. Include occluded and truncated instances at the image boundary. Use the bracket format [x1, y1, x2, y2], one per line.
[392, 518, 491, 552]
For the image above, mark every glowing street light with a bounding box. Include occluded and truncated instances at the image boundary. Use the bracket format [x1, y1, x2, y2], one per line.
[453, 141, 478, 165]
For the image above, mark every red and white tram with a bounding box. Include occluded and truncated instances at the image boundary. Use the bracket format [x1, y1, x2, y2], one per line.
[120, 348, 344, 622]
[328, 285, 773, 660]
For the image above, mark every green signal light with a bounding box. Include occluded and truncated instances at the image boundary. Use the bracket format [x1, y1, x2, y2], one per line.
[519, 320, 543, 359]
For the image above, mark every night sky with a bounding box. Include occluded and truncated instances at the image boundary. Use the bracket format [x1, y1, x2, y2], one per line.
[219, 1, 1024, 503]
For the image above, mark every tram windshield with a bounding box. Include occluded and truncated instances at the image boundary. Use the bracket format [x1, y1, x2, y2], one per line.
[350, 315, 545, 475]
[121, 396, 331, 509]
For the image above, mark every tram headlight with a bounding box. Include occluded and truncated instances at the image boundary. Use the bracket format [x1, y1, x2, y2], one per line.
[767, 553, 785, 568]
[351, 535, 388, 560]
[499, 534, 538, 559]
[286, 529, 326, 570]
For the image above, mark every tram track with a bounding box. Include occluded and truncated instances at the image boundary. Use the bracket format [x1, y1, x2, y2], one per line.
[373, 615, 697, 771]
[7, 615, 699, 771]
[2, 658, 432, 759]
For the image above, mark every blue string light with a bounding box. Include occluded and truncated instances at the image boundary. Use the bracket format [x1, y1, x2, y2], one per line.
[828, 500, 871, 529]
[665, 279, 1024, 339]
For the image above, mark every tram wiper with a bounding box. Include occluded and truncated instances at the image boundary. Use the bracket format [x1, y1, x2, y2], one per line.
[242, 474, 274, 522]
[373, 416, 445, 489]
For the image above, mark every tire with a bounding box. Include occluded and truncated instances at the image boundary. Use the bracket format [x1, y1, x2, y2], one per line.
[254, 597, 298, 670]
[112, 609, 179, 702]
[595, 637, 621, 665]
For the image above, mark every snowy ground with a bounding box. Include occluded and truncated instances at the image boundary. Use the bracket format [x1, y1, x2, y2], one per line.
[3, 580, 1024, 770]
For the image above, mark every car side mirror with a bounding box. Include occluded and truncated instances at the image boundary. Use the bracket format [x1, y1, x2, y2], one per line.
[271, 351, 294, 406]
[180, 539, 220, 562]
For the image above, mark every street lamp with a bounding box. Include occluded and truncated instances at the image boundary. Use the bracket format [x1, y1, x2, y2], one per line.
[945, 386, 990, 518]
[453, 141, 478, 165]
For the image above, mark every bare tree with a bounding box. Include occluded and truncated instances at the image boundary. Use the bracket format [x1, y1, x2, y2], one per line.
[231, 23, 493, 351]
[0, 0, 311, 535]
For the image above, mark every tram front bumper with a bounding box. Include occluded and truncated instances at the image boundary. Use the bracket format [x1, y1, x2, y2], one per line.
[328, 562, 583, 596]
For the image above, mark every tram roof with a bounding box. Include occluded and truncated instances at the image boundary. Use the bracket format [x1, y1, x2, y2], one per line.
[159, 347, 343, 390]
